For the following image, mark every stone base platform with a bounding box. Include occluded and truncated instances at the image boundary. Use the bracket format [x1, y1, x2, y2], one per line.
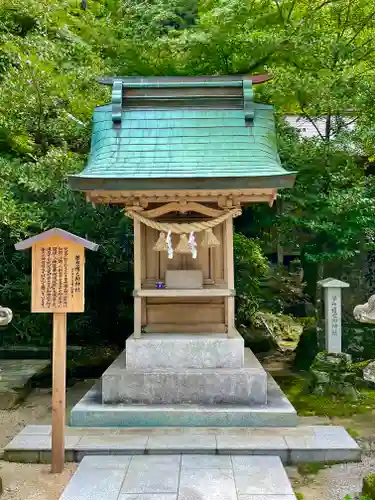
[59, 455, 297, 500]
[71, 375, 295, 428]
[126, 332, 245, 369]
[4, 425, 361, 465]
[102, 347, 267, 405]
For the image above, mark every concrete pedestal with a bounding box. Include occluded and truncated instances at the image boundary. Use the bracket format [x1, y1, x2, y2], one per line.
[102, 335, 267, 405]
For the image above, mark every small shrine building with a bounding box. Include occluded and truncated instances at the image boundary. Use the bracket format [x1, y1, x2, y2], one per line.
[4, 76, 361, 477]
[68, 75, 295, 411]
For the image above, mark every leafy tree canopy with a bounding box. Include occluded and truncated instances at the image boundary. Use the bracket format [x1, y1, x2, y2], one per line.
[1, 0, 375, 344]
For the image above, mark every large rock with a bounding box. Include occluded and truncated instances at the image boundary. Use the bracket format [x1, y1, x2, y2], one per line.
[308, 351, 359, 400]
[363, 361, 375, 385]
[312, 352, 351, 372]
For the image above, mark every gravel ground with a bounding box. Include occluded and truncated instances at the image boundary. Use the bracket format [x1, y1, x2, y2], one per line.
[0, 381, 93, 500]
[290, 452, 374, 500]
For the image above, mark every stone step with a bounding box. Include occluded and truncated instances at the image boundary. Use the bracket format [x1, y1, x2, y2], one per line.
[102, 348, 267, 405]
[73, 375, 295, 427]
[4, 424, 361, 465]
[58, 454, 297, 500]
[126, 331, 245, 370]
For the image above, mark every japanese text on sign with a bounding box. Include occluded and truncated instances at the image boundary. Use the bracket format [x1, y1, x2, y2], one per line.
[331, 294, 339, 336]
[32, 240, 84, 313]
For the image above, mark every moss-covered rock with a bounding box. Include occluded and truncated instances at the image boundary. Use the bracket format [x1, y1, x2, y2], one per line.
[362, 473, 375, 499]
[343, 322, 375, 361]
[295, 320, 375, 373]
[308, 352, 360, 400]
[310, 369, 330, 384]
[238, 325, 279, 353]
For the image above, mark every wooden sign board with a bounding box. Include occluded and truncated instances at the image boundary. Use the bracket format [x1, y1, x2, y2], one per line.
[15, 228, 98, 474]
[31, 236, 85, 313]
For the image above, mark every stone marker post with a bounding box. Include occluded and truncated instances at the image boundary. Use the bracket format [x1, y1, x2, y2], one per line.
[318, 278, 350, 354]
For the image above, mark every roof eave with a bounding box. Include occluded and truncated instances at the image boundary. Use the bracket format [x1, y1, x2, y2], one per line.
[68, 174, 296, 192]
[98, 74, 272, 86]
[15, 228, 99, 251]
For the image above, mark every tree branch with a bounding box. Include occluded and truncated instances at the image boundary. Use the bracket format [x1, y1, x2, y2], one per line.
[300, 107, 326, 141]
[325, 114, 332, 141]
[338, 2, 351, 40]
[314, 0, 342, 12]
[345, 11, 375, 47]
[273, 0, 286, 28]
[286, 0, 297, 23]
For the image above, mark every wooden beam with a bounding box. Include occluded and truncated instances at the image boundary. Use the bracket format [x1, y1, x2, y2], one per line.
[269, 189, 277, 207]
[51, 312, 67, 473]
[135, 288, 235, 297]
[224, 218, 236, 337]
[134, 297, 142, 338]
[226, 297, 235, 337]
[133, 219, 142, 337]
[142, 201, 225, 218]
[85, 188, 277, 205]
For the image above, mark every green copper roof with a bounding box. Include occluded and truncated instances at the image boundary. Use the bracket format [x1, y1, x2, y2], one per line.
[69, 77, 295, 191]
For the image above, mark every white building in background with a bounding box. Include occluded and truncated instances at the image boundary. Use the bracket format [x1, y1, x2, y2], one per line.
[284, 115, 356, 140]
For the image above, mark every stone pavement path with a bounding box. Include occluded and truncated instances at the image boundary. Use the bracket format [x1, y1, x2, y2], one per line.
[59, 454, 296, 500]
[4, 424, 361, 465]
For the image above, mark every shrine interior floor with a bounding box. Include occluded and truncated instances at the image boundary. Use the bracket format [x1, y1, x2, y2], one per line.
[59, 454, 297, 500]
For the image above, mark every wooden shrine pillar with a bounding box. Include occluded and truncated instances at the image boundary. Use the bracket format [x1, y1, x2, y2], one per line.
[224, 217, 235, 337]
[133, 218, 142, 338]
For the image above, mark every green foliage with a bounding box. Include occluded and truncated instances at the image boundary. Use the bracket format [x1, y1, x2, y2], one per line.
[259, 263, 307, 314]
[343, 322, 375, 361]
[344, 495, 371, 500]
[234, 233, 269, 325]
[252, 312, 302, 347]
[362, 474, 375, 500]
[1, 0, 375, 348]
[297, 462, 328, 476]
[294, 324, 320, 371]
[346, 427, 360, 439]
[33, 346, 120, 386]
[278, 373, 375, 417]
[344, 496, 371, 500]
[277, 131, 375, 266]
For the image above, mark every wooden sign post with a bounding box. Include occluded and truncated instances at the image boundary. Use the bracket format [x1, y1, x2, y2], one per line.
[15, 228, 98, 473]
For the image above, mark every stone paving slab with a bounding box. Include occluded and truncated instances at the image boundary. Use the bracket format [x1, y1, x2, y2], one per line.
[121, 456, 180, 494]
[60, 467, 127, 500]
[216, 432, 288, 462]
[238, 497, 296, 500]
[59, 455, 297, 500]
[147, 430, 217, 454]
[0, 359, 49, 409]
[231, 456, 294, 496]
[4, 425, 361, 465]
[179, 468, 237, 500]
